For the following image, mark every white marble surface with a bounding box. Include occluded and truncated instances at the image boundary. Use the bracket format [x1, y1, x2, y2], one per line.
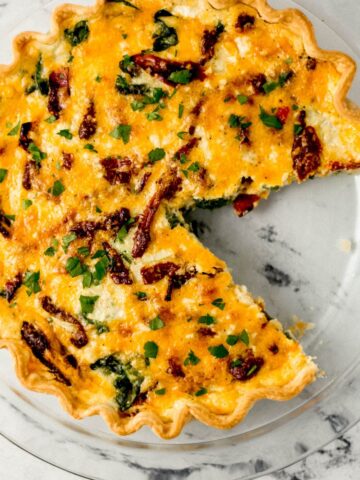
[1, 421, 360, 480]
[0, 0, 359, 479]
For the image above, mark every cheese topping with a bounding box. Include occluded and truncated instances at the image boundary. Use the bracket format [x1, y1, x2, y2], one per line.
[0, 0, 358, 435]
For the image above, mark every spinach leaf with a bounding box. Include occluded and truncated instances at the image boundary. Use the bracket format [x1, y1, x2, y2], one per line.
[153, 10, 178, 52]
[115, 75, 149, 95]
[107, 0, 139, 9]
[64, 20, 90, 47]
[194, 197, 232, 210]
[119, 55, 139, 77]
[259, 106, 283, 130]
[26, 55, 49, 96]
[90, 354, 144, 411]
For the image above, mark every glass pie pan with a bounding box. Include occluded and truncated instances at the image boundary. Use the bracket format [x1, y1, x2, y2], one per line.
[0, 0, 360, 478]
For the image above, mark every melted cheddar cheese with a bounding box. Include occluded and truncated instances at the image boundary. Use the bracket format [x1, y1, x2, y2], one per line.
[0, 0, 358, 438]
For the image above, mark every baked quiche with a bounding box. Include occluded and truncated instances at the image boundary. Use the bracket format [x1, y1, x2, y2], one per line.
[0, 0, 359, 439]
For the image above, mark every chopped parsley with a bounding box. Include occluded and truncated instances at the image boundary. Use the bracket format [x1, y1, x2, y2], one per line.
[149, 316, 165, 330]
[66, 257, 87, 277]
[48, 180, 65, 197]
[23, 271, 41, 296]
[187, 162, 200, 172]
[80, 295, 99, 315]
[182, 162, 200, 178]
[155, 388, 166, 395]
[84, 143, 97, 152]
[259, 106, 283, 130]
[226, 329, 249, 347]
[263, 81, 278, 95]
[94, 255, 110, 282]
[168, 69, 192, 85]
[263, 71, 293, 94]
[226, 335, 239, 346]
[144, 341, 158, 359]
[212, 298, 225, 310]
[178, 103, 184, 118]
[64, 20, 90, 47]
[117, 225, 128, 243]
[7, 121, 21, 136]
[177, 131, 187, 139]
[82, 271, 93, 288]
[22, 199, 33, 210]
[148, 147, 165, 163]
[237, 94, 248, 105]
[294, 124, 304, 136]
[45, 115, 57, 124]
[228, 114, 252, 130]
[198, 314, 216, 325]
[28, 143, 46, 165]
[57, 129, 73, 140]
[208, 344, 229, 359]
[62, 232, 77, 252]
[146, 109, 163, 121]
[116, 217, 135, 243]
[44, 246, 56, 257]
[135, 291, 147, 301]
[0, 169, 8, 183]
[194, 387, 207, 397]
[110, 124, 131, 144]
[184, 350, 200, 366]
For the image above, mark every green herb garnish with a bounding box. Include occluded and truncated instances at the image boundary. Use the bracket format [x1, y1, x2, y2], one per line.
[212, 298, 225, 310]
[0, 169, 8, 183]
[64, 20, 90, 47]
[57, 129, 73, 140]
[28, 143, 47, 165]
[155, 388, 166, 395]
[194, 387, 207, 397]
[22, 199, 33, 210]
[135, 291, 147, 301]
[208, 344, 229, 359]
[259, 106, 283, 130]
[23, 271, 41, 296]
[168, 69, 192, 85]
[66, 257, 87, 277]
[110, 124, 131, 143]
[237, 94, 248, 105]
[148, 147, 165, 163]
[7, 121, 21, 136]
[198, 314, 216, 325]
[80, 295, 99, 315]
[149, 316, 165, 330]
[48, 180, 65, 197]
[184, 350, 200, 366]
[144, 341, 158, 359]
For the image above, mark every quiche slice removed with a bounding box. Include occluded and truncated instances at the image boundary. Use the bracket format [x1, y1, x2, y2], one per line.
[0, 0, 359, 439]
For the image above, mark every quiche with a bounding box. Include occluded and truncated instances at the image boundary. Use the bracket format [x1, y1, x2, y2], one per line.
[0, 0, 359, 439]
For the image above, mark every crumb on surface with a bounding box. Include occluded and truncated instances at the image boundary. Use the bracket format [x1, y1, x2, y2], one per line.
[338, 238, 353, 253]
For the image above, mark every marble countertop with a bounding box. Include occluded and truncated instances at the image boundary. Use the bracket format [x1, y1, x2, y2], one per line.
[0, 0, 359, 479]
[1, 421, 360, 480]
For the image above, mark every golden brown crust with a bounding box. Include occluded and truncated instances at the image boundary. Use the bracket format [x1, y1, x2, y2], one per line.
[209, 0, 360, 121]
[1, 337, 316, 438]
[2, 0, 354, 438]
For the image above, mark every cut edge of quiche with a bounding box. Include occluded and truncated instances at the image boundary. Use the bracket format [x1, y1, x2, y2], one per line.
[0, 0, 359, 439]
